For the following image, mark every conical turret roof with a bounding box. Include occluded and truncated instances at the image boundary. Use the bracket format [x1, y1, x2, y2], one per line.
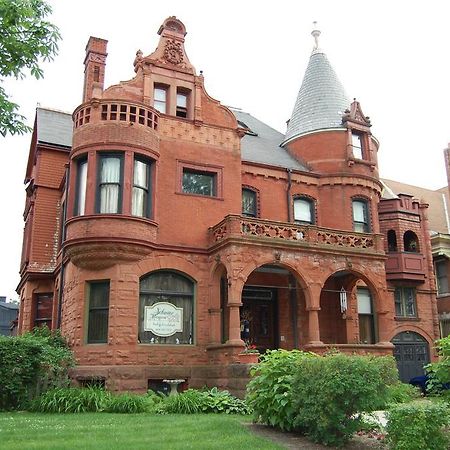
[282, 44, 350, 146]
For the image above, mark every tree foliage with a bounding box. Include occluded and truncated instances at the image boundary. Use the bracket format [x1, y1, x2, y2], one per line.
[0, 0, 60, 136]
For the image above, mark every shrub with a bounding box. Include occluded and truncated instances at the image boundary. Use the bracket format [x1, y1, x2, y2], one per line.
[385, 382, 422, 405]
[386, 401, 450, 450]
[291, 353, 398, 447]
[32, 387, 109, 413]
[105, 393, 150, 413]
[426, 335, 450, 394]
[158, 387, 250, 415]
[246, 349, 316, 431]
[0, 327, 74, 410]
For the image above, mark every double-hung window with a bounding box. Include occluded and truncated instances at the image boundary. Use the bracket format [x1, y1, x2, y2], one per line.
[176, 92, 188, 118]
[357, 288, 375, 344]
[97, 155, 122, 214]
[132, 158, 151, 217]
[154, 87, 167, 114]
[394, 287, 417, 318]
[75, 158, 88, 216]
[352, 199, 370, 232]
[87, 281, 110, 344]
[242, 188, 257, 217]
[294, 197, 315, 224]
[435, 260, 449, 295]
[351, 132, 364, 159]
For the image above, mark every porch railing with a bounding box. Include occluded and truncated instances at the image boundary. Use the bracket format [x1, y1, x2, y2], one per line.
[209, 214, 384, 253]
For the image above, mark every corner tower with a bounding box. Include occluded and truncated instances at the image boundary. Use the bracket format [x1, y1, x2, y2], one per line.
[282, 24, 379, 179]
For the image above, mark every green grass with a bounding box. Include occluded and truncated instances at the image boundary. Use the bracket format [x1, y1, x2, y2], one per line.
[0, 412, 283, 449]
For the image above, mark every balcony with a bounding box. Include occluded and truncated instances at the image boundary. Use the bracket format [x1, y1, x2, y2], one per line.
[385, 252, 426, 281]
[209, 215, 384, 255]
[72, 100, 160, 155]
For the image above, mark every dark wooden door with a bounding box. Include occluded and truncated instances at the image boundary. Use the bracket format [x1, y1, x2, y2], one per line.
[241, 287, 277, 353]
[392, 332, 430, 382]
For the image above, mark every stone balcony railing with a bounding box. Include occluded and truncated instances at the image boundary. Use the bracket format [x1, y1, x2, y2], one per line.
[74, 100, 159, 130]
[72, 99, 160, 154]
[209, 215, 384, 254]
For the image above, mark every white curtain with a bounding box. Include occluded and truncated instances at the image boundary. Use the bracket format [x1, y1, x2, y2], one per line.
[100, 157, 120, 213]
[294, 198, 312, 223]
[77, 160, 87, 215]
[132, 160, 148, 216]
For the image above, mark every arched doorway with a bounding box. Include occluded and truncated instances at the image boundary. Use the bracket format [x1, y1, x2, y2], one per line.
[392, 331, 430, 382]
[241, 264, 307, 353]
[319, 271, 378, 345]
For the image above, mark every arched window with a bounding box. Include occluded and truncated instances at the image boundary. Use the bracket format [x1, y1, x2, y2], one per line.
[242, 187, 258, 217]
[293, 196, 315, 224]
[352, 199, 370, 232]
[404, 231, 419, 253]
[387, 230, 397, 252]
[139, 271, 194, 345]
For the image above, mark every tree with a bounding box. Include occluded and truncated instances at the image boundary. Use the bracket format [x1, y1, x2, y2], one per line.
[0, 0, 60, 136]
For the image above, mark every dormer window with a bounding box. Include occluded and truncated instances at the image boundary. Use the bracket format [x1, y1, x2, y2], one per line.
[351, 132, 364, 159]
[176, 91, 188, 118]
[154, 86, 167, 114]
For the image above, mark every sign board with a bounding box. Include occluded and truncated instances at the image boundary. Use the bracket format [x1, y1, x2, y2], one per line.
[144, 302, 183, 337]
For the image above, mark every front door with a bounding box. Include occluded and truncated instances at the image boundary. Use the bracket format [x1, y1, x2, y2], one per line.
[392, 331, 430, 382]
[241, 287, 278, 353]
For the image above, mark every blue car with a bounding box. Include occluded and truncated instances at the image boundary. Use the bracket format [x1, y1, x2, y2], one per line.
[409, 375, 450, 394]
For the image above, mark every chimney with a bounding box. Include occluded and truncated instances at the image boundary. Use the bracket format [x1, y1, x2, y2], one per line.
[82, 36, 108, 103]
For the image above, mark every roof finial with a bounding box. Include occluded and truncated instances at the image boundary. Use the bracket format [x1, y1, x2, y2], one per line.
[311, 21, 321, 53]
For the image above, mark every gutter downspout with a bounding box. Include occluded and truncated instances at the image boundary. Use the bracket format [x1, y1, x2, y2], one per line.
[287, 169, 292, 222]
[57, 164, 70, 329]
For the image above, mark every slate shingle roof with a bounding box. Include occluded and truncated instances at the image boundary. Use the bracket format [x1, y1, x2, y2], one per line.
[231, 109, 308, 171]
[282, 50, 350, 146]
[36, 108, 72, 147]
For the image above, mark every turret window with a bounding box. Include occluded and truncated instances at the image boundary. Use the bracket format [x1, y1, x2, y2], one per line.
[97, 154, 123, 214]
[404, 231, 419, 253]
[351, 132, 364, 159]
[352, 199, 370, 232]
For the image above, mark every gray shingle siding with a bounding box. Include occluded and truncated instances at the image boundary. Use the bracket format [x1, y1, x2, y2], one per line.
[282, 50, 350, 146]
[36, 108, 73, 148]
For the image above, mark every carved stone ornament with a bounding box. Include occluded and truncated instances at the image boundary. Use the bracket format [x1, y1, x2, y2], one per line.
[163, 39, 184, 65]
[88, 53, 106, 64]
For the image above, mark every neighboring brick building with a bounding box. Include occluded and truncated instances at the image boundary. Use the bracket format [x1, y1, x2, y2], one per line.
[17, 17, 441, 393]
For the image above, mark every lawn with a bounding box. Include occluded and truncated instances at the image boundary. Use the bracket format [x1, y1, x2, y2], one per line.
[0, 412, 283, 449]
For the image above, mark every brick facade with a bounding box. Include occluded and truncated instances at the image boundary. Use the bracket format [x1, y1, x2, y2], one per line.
[17, 17, 440, 393]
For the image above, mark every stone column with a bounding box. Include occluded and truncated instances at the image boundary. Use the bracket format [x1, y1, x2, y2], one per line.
[208, 308, 222, 344]
[226, 302, 244, 345]
[306, 307, 322, 344]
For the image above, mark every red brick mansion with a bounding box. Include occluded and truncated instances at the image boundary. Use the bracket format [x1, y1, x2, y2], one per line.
[17, 17, 442, 394]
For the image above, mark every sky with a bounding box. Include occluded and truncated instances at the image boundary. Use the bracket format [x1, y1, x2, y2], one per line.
[1, 0, 449, 301]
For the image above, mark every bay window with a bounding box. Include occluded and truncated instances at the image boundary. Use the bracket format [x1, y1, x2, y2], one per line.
[75, 158, 88, 216]
[97, 154, 122, 214]
[132, 158, 151, 217]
